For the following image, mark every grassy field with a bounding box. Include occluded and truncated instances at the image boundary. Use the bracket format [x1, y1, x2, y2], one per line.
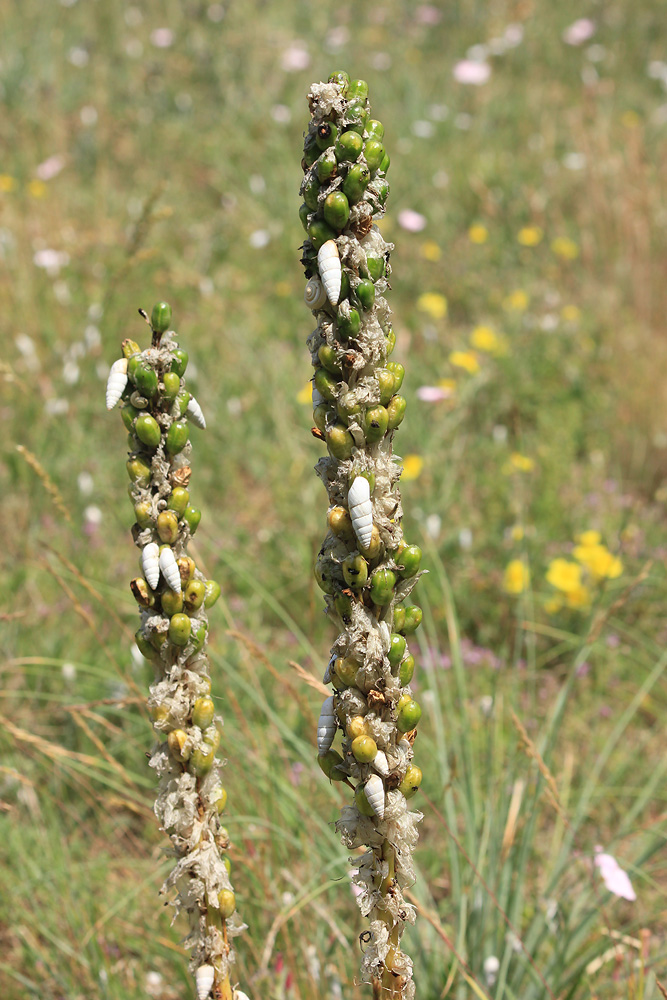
[1, 1, 666, 997]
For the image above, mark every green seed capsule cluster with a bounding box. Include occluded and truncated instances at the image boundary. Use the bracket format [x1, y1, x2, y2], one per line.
[109, 304, 243, 997]
[300, 75, 423, 998]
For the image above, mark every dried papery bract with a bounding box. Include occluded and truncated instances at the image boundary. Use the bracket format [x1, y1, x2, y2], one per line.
[107, 304, 245, 1000]
[299, 74, 424, 998]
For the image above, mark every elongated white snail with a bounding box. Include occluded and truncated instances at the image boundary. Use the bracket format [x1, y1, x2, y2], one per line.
[159, 546, 182, 593]
[142, 542, 160, 590]
[317, 695, 337, 753]
[195, 964, 215, 1000]
[348, 476, 373, 551]
[105, 357, 128, 410]
[317, 240, 342, 306]
[364, 773, 385, 819]
[186, 395, 206, 429]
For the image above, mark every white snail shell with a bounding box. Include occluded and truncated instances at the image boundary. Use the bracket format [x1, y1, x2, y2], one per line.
[373, 750, 389, 776]
[348, 476, 373, 551]
[105, 357, 128, 410]
[142, 542, 160, 590]
[233, 992, 251, 1000]
[364, 773, 385, 819]
[304, 276, 328, 311]
[187, 395, 206, 429]
[159, 546, 182, 593]
[317, 695, 336, 753]
[322, 653, 335, 685]
[195, 964, 215, 1000]
[317, 240, 341, 306]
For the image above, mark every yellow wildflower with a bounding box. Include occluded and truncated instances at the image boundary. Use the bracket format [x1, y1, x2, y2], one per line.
[417, 292, 448, 320]
[508, 452, 534, 472]
[565, 585, 592, 610]
[402, 454, 424, 481]
[449, 350, 479, 374]
[0, 175, 17, 192]
[28, 179, 47, 198]
[420, 240, 442, 262]
[274, 281, 292, 297]
[517, 226, 543, 247]
[546, 559, 582, 594]
[575, 530, 601, 547]
[468, 223, 489, 244]
[470, 325, 507, 355]
[573, 543, 622, 581]
[551, 237, 579, 260]
[296, 382, 312, 404]
[503, 559, 530, 595]
[561, 305, 581, 322]
[504, 289, 529, 311]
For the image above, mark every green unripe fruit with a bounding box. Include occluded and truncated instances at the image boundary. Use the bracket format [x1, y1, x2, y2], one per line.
[183, 506, 201, 534]
[127, 456, 152, 487]
[385, 328, 396, 356]
[379, 151, 391, 175]
[356, 279, 375, 311]
[160, 371, 180, 401]
[376, 179, 389, 206]
[317, 150, 337, 184]
[377, 369, 395, 405]
[328, 506, 354, 539]
[151, 302, 172, 333]
[314, 556, 336, 595]
[365, 256, 384, 282]
[127, 354, 142, 382]
[135, 365, 158, 398]
[315, 121, 338, 150]
[204, 580, 222, 608]
[176, 389, 191, 416]
[303, 173, 320, 211]
[122, 339, 141, 360]
[191, 622, 207, 653]
[217, 889, 236, 919]
[313, 403, 330, 432]
[161, 588, 184, 616]
[149, 703, 168, 724]
[135, 628, 158, 662]
[328, 69, 350, 91]
[326, 424, 354, 460]
[189, 745, 215, 777]
[213, 787, 228, 813]
[192, 696, 215, 730]
[386, 361, 405, 390]
[402, 605, 423, 634]
[134, 501, 153, 529]
[337, 392, 362, 424]
[337, 307, 361, 340]
[335, 656, 358, 686]
[318, 749, 346, 780]
[351, 734, 377, 763]
[166, 420, 189, 454]
[335, 130, 363, 163]
[149, 628, 168, 653]
[345, 102, 368, 134]
[299, 202, 310, 230]
[177, 556, 196, 585]
[387, 395, 407, 429]
[399, 654, 415, 686]
[184, 579, 206, 610]
[330, 672, 346, 692]
[314, 367, 339, 401]
[157, 510, 179, 544]
[303, 141, 319, 168]
[169, 613, 192, 646]
[397, 699, 422, 732]
[342, 163, 370, 203]
[130, 577, 154, 608]
[318, 345, 342, 375]
[354, 784, 375, 816]
[388, 633, 407, 667]
[170, 349, 188, 378]
[342, 553, 369, 590]
[370, 569, 397, 605]
[393, 606, 406, 632]
[399, 545, 422, 577]
[334, 593, 354, 624]
[398, 764, 423, 798]
[347, 79, 369, 101]
[323, 191, 350, 231]
[364, 405, 389, 443]
[308, 218, 337, 250]
[360, 525, 382, 559]
[364, 139, 385, 173]
[366, 119, 385, 141]
[167, 487, 189, 516]
[168, 729, 189, 762]
[121, 403, 140, 431]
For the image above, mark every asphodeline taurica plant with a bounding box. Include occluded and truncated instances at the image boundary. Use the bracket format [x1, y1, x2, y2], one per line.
[106, 304, 247, 1000]
[299, 74, 424, 998]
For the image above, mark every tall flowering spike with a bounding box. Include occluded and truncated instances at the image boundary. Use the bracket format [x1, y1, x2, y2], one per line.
[108, 305, 244, 1000]
[300, 74, 424, 998]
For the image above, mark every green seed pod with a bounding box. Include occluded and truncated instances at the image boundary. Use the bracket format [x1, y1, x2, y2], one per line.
[204, 580, 222, 608]
[356, 279, 375, 311]
[342, 553, 368, 590]
[191, 622, 207, 653]
[385, 328, 396, 356]
[324, 191, 350, 230]
[203, 724, 221, 752]
[127, 354, 143, 382]
[162, 371, 181, 401]
[345, 102, 368, 134]
[342, 163, 370, 203]
[402, 605, 423, 634]
[330, 672, 346, 692]
[335, 129, 363, 163]
[334, 593, 354, 624]
[176, 389, 191, 417]
[303, 173, 321, 211]
[161, 588, 184, 616]
[335, 656, 358, 686]
[336, 392, 362, 424]
[149, 628, 168, 653]
[388, 633, 407, 667]
[328, 506, 354, 539]
[360, 524, 382, 559]
[150, 704, 169, 724]
[157, 510, 180, 544]
[387, 395, 407, 430]
[313, 403, 330, 432]
[182, 506, 201, 534]
[398, 764, 422, 798]
[177, 556, 196, 585]
[134, 628, 158, 662]
[122, 339, 141, 360]
[169, 612, 192, 646]
[347, 79, 369, 101]
[386, 361, 405, 391]
[314, 367, 339, 401]
[127, 456, 152, 487]
[328, 69, 350, 91]
[366, 119, 385, 141]
[351, 734, 377, 763]
[130, 577, 155, 608]
[167, 487, 190, 516]
[379, 150, 390, 175]
[326, 424, 354, 461]
[365, 255, 385, 282]
[217, 889, 236, 920]
[189, 744, 215, 777]
[221, 855, 231, 873]
[134, 501, 153, 529]
[317, 149, 338, 184]
[376, 178, 389, 206]
[318, 345, 342, 375]
[299, 202, 310, 231]
[315, 121, 338, 150]
[308, 218, 337, 250]
[168, 729, 190, 762]
[399, 545, 422, 578]
[184, 579, 206, 611]
[303, 139, 319, 168]
[364, 139, 385, 173]
[166, 420, 189, 454]
[213, 787, 228, 814]
[121, 402, 140, 431]
[135, 365, 159, 398]
[318, 749, 346, 780]
[377, 369, 395, 405]
[337, 306, 361, 340]
[397, 699, 422, 732]
[399, 654, 415, 687]
[369, 568, 396, 605]
[151, 301, 172, 333]
[192, 696, 215, 730]
[393, 606, 406, 632]
[170, 349, 189, 378]
[354, 783, 376, 816]
[363, 405, 389, 443]
[315, 555, 337, 595]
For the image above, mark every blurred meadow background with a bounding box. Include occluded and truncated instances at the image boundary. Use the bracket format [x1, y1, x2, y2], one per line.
[2, 0, 667, 997]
